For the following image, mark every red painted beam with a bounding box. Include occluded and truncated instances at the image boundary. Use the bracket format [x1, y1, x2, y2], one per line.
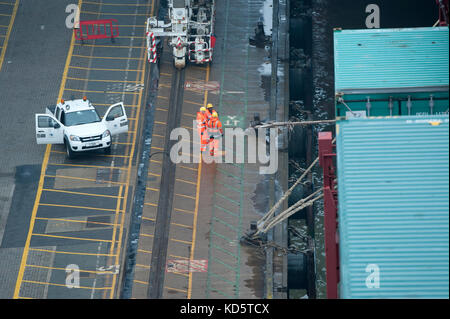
[318, 132, 339, 299]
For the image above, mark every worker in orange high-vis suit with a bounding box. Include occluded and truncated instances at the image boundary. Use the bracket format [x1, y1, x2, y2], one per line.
[196, 107, 209, 152]
[205, 103, 216, 120]
[207, 111, 223, 156]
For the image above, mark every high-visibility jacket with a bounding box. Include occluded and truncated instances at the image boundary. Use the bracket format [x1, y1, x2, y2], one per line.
[207, 118, 223, 138]
[196, 112, 207, 133]
[204, 109, 212, 121]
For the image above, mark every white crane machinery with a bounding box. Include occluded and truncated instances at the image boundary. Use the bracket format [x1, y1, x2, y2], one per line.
[146, 0, 216, 69]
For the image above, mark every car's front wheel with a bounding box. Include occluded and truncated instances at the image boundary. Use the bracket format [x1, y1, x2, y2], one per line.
[65, 140, 75, 159]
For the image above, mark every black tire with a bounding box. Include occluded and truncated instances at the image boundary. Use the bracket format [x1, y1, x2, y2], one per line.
[65, 140, 75, 159]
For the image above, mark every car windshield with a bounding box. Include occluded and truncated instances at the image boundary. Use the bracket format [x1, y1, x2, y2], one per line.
[65, 109, 101, 126]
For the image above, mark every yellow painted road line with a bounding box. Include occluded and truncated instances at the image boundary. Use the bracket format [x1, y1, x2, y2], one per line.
[142, 216, 192, 229]
[174, 207, 194, 214]
[22, 280, 112, 290]
[0, 13, 11, 16]
[175, 193, 196, 200]
[72, 54, 145, 60]
[0, 0, 18, 72]
[179, 165, 198, 172]
[36, 216, 119, 227]
[39, 203, 116, 212]
[165, 286, 187, 293]
[144, 202, 157, 207]
[42, 188, 123, 199]
[64, 87, 139, 94]
[83, 1, 152, 6]
[148, 172, 160, 177]
[134, 280, 149, 285]
[66, 76, 143, 84]
[170, 238, 192, 245]
[184, 100, 203, 106]
[48, 162, 128, 171]
[32, 233, 113, 243]
[188, 63, 209, 299]
[29, 248, 116, 257]
[0, 1, 15, 5]
[93, 102, 138, 107]
[108, 186, 123, 266]
[74, 43, 145, 48]
[81, 10, 149, 16]
[69, 65, 144, 72]
[50, 150, 131, 158]
[13, 0, 80, 298]
[44, 174, 127, 185]
[138, 249, 152, 254]
[169, 254, 189, 260]
[135, 264, 150, 269]
[110, 3, 152, 296]
[176, 178, 196, 185]
[25, 264, 116, 275]
[169, 271, 190, 278]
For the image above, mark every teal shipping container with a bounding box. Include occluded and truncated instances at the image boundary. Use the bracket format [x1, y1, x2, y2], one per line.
[336, 115, 449, 298]
[334, 27, 449, 118]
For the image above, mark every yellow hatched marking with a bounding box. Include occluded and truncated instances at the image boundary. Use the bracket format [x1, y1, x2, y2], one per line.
[82, 10, 148, 16]
[0, 0, 18, 72]
[136, 264, 150, 269]
[66, 76, 143, 84]
[39, 203, 116, 212]
[14, 0, 79, 299]
[25, 264, 115, 275]
[184, 100, 203, 106]
[64, 87, 139, 94]
[32, 233, 113, 243]
[44, 174, 126, 185]
[83, 0, 152, 5]
[165, 286, 187, 293]
[174, 208, 194, 214]
[42, 188, 123, 199]
[176, 178, 196, 185]
[171, 238, 192, 245]
[170, 271, 190, 278]
[22, 280, 112, 290]
[179, 165, 198, 172]
[48, 162, 128, 171]
[72, 54, 145, 60]
[35, 217, 119, 227]
[69, 65, 143, 72]
[74, 43, 145, 48]
[144, 202, 157, 207]
[29, 248, 115, 257]
[50, 150, 130, 158]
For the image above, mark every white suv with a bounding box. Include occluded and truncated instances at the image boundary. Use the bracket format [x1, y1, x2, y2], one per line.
[35, 98, 128, 158]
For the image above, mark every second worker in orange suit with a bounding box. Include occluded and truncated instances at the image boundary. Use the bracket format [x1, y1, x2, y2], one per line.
[196, 106, 209, 152]
[207, 111, 223, 157]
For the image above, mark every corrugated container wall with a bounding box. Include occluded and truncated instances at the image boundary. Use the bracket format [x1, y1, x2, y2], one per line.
[336, 115, 449, 298]
[334, 27, 449, 118]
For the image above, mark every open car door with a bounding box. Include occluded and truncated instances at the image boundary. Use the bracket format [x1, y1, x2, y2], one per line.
[103, 102, 128, 136]
[35, 114, 64, 144]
